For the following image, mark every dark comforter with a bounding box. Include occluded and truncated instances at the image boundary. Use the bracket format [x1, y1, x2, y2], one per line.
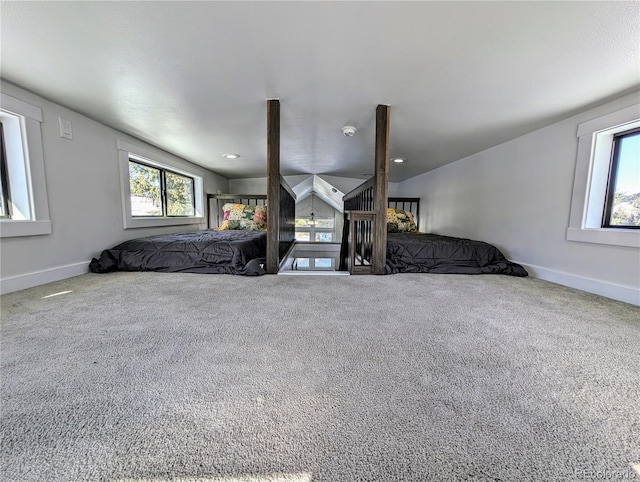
[89, 230, 267, 276]
[386, 232, 527, 277]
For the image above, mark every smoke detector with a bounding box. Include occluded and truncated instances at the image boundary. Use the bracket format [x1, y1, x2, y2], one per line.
[342, 125, 357, 137]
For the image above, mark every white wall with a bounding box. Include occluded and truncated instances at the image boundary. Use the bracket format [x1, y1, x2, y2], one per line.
[0, 82, 228, 293]
[230, 174, 400, 196]
[315, 175, 365, 196]
[398, 91, 640, 305]
[296, 194, 335, 219]
[228, 175, 314, 194]
[296, 194, 344, 243]
[318, 175, 400, 197]
[228, 175, 304, 195]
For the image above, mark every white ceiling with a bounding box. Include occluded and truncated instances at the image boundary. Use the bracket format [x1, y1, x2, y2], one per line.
[1, 1, 639, 182]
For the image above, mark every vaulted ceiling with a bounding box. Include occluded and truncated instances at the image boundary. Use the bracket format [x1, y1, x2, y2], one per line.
[2, 1, 639, 182]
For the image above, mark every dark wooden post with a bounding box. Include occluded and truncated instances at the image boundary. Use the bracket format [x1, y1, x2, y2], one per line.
[373, 104, 390, 274]
[266, 99, 280, 274]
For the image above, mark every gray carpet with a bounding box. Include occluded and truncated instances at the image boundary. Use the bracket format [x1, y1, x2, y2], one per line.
[1, 272, 639, 482]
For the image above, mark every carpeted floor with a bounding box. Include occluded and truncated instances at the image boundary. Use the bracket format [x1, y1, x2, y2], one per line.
[1, 272, 639, 482]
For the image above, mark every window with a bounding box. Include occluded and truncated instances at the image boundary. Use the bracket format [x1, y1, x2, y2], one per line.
[567, 103, 640, 248]
[128, 160, 195, 217]
[118, 140, 204, 229]
[292, 257, 335, 271]
[602, 129, 640, 229]
[295, 217, 335, 242]
[166, 170, 195, 216]
[0, 92, 51, 238]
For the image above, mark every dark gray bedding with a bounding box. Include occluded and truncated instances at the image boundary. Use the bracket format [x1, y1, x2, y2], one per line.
[386, 232, 527, 277]
[89, 230, 267, 276]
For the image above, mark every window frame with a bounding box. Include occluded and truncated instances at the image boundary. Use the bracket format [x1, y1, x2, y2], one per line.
[164, 169, 196, 218]
[0, 92, 51, 238]
[128, 159, 196, 218]
[128, 159, 163, 217]
[601, 127, 640, 229]
[118, 140, 204, 229]
[566, 103, 640, 248]
[292, 257, 336, 270]
[295, 216, 335, 243]
[0, 121, 12, 218]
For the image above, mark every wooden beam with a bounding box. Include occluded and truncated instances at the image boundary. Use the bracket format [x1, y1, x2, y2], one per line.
[373, 104, 390, 274]
[266, 99, 280, 274]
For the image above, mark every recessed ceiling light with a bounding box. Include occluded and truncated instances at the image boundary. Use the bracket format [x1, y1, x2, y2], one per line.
[392, 158, 405, 163]
[222, 153, 240, 159]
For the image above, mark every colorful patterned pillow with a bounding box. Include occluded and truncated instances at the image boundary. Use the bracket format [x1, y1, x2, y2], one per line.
[387, 208, 417, 233]
[218, 203, 267, 231]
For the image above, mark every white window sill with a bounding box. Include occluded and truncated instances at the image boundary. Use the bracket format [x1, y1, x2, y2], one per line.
[566, 227, 639, 248]
[0, 220, 52, 238]
[125, 216, 205, 229]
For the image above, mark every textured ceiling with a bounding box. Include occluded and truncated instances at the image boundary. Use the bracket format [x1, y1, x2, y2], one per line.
[1, 1, 639, 182]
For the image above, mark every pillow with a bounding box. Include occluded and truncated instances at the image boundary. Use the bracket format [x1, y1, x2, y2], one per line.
[387, 208, 417, 233]
[217, 203, 267, 231]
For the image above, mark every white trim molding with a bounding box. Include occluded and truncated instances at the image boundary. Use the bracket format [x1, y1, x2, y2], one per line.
[516, 261, 639, 306]
[566, 227, 640, 248]
[0, 92, 52, 238]
[0, 220, 52, 238]
[0, 261, 89, 295]
[567, 103, 640, 248]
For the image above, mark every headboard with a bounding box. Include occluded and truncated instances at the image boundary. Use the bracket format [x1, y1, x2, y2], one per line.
[207, 194, 268, 229]
[388, 197, 420, 230]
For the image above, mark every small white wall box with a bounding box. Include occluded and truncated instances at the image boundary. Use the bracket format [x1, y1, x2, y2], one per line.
[59, 117, 73, 140]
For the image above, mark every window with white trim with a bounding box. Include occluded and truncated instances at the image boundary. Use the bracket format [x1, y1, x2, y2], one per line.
[0, 92, 52, 238]
[567, 103, 640, 248]
[117, 140, 204, 229]
[295, 217, 335, 242]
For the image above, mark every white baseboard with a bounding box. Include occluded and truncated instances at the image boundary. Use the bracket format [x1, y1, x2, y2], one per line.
[2, 259, 637, 306]
[515, 261, 639, 306]
[1, 261, 90, 295]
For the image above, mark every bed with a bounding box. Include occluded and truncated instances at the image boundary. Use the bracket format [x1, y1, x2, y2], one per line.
[339, 104, 527, 277]
[88, 230, 267, 276]
[90, 99, 296, 276]
[89, 197, 271, 276]
[384, 199, 527, 276]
